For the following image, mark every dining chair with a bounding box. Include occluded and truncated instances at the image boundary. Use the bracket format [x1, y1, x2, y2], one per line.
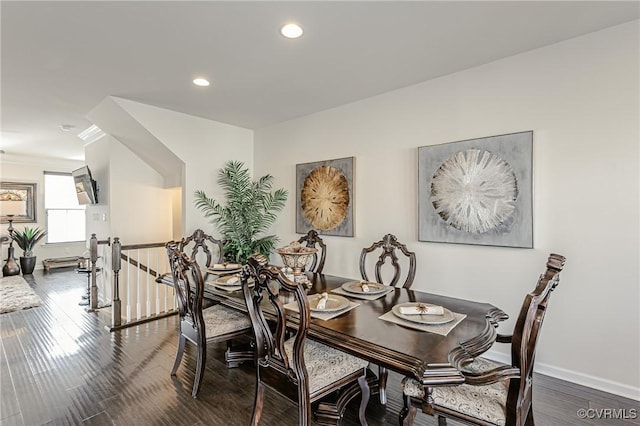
[359, 233, 416, 289]
[177, 229, 253, 367]
[400, 253, 566, 426]
[359, 233, 416, 405]
[165, 241, 252, 398]
[297, 229, 327, 273]
[241, 253, 371, 425]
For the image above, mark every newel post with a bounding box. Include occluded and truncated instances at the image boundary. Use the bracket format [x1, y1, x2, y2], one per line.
[89, 234, 99, 311]
[112, 237, 122, 328]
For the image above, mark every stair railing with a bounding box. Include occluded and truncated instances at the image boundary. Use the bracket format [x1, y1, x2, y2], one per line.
[108, 238, 176, 331]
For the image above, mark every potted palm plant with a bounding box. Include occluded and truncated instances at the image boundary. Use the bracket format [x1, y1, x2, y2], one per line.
[10, 226, 47, 275]
[194, 160, 288, 264]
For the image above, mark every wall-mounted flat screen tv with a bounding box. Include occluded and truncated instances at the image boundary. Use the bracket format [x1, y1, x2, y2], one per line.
[72, 166, 98, 205]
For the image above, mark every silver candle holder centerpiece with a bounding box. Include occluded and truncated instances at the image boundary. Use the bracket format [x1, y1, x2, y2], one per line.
[276, 242, 317, 283]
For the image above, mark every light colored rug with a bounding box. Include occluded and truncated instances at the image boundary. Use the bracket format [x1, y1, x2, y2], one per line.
[0, 275, 43, 314]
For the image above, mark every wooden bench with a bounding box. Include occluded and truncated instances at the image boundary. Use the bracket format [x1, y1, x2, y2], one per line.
[42, 256, 85, 273]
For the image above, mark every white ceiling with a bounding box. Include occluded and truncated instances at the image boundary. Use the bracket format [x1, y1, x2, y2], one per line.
[1, 1, 638, 162]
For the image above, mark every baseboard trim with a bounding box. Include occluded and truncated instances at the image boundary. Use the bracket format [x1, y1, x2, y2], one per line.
[483, 350, 640, 401]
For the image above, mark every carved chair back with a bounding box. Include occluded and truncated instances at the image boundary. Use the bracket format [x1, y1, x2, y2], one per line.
[166, 241, 206, 345]
[505, 253, 565, 423]
[359, 233, 416, 288]
[179, 229, 224, 271]
[297, 230, 327, 273]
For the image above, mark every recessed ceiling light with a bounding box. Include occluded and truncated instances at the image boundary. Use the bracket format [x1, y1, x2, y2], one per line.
[193, 78, 210, 87]
[281, 23, 303, 39]
[59, 124, 75, 132]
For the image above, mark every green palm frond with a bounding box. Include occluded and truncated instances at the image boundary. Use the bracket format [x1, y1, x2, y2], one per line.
[194, 160, 288, 263]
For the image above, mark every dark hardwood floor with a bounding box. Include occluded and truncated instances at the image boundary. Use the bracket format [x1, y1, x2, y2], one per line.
[1, 270, 638, 425]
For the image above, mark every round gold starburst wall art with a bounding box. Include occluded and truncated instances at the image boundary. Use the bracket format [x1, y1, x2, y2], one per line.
[430, 149, 519, 233]
[301, 165, 350, 231]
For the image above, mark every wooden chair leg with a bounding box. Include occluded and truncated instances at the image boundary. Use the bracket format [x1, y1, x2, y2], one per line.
[171, 334, 186, 375]
[298, 385, 313, 426]
[251, 382, 265, 426]
[525, 408, 535, 426]
[399, 394, 418, 426]
[437, 415, 447, 426]
[378, 365, 388, 405]
[192, 343, 206, 398]
[357, 372, 370, 426]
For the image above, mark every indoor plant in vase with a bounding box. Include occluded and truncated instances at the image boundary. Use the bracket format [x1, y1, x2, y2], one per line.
[10, 226, 47, 275]
[194, 160, 288, 264]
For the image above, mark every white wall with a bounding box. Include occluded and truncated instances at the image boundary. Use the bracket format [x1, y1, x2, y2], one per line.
[110, 98, 254, 238]
[84, 137, 111, 242]
[107, 139, 174, 243]
[82, 135, 176, 311]
[254, 21, 639, 398]
[82, 101, 252, 317]
[0, 155, 87, 267]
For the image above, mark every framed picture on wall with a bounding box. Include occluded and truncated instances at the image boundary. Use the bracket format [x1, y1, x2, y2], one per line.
[296, 157, 355, 237]
[418, 131, 533, 248]
[0, 181, 37, 223]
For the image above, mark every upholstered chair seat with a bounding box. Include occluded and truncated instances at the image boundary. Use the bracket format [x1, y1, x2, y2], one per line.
[402, 358, 508, 425]
[284, 337, 370, 394]
[202, 304, 252, 336]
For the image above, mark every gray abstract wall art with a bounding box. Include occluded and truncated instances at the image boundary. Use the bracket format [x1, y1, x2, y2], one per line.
[418, 131, 533, 248]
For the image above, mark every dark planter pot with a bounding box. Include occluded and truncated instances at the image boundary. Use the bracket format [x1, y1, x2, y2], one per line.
[19, 256, 37, 275]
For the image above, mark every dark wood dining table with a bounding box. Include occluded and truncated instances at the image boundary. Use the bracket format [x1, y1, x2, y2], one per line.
[205, 272, 507, 389]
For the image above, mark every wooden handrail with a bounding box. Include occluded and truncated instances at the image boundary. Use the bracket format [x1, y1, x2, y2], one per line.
[119, 252, 161, 278]
[120, 242, 166, 251]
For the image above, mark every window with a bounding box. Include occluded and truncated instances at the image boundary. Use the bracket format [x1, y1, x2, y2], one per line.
[44, 172, 85, 243]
